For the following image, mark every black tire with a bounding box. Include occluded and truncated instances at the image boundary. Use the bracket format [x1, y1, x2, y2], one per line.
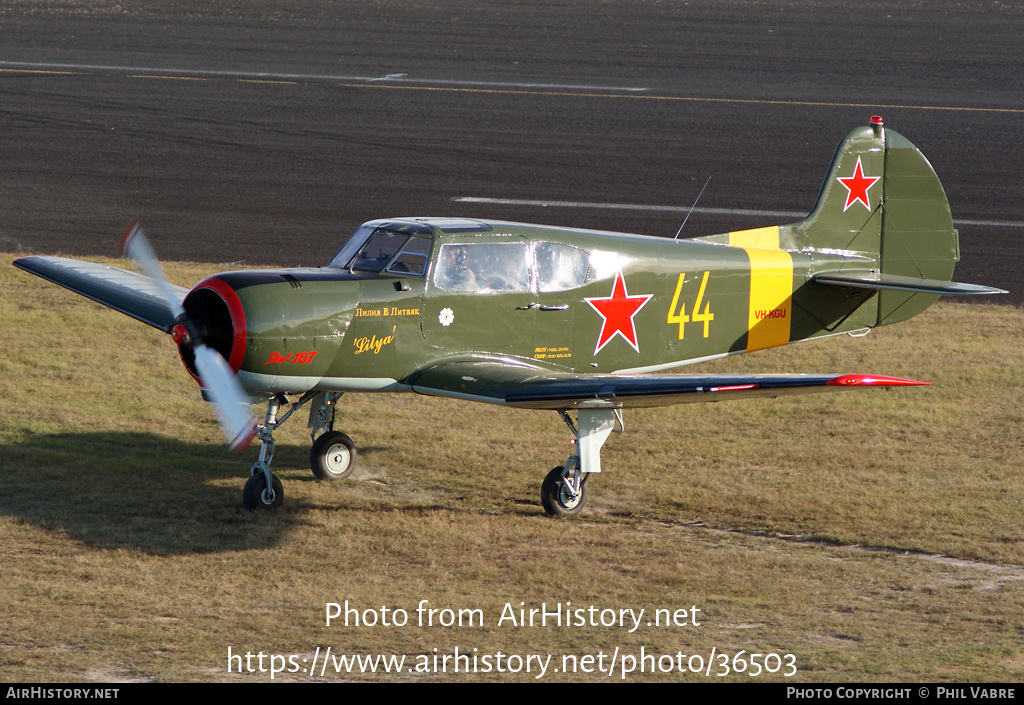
[310, 431, 357, 481]
[243, 471, 284, 510]
[540, 465, 588, 517]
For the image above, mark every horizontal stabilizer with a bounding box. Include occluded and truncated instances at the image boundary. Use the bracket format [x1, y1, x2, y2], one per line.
[409, 360, 928, 411]
[811, 270, 1007, 296]
[12, 255, 188, 331]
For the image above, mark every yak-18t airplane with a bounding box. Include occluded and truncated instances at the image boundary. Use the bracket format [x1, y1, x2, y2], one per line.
[14, 118, 1005, 515]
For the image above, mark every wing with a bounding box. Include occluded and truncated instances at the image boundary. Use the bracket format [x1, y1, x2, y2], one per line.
[12, 255, 188, 332]
[408, 359, 928, 411]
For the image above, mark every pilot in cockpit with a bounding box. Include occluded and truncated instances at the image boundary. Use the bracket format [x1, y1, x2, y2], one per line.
[436, 245, 478, 291]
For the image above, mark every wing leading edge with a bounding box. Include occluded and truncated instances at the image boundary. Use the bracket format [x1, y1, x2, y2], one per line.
[408, 360, 929, 411]
[12, 255, 187, 332]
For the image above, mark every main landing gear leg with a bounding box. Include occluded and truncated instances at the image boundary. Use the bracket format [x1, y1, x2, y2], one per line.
[308, 392, 357, 480]
[540, 408, 623, 517]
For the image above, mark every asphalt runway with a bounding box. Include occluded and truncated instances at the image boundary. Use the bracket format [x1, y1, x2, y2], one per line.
[2, 0, 1022, 299]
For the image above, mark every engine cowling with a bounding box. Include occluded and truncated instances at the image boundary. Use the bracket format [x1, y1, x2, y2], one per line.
[178, 277, 247, 382]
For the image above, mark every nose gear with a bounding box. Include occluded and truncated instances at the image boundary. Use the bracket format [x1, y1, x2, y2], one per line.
[242, 391, 354, 510]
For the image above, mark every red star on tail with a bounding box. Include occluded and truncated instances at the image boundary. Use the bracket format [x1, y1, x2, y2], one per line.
[836, 156, 881, 211]
[585, 271, 653, 354]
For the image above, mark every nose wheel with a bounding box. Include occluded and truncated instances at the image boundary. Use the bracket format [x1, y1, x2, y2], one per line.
[243, 470, 283, 510]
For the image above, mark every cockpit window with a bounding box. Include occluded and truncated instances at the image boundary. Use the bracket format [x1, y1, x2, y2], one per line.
[386, 236, 432, 275]
[434, 242, 531, 292]
[535, 242, 589, 292]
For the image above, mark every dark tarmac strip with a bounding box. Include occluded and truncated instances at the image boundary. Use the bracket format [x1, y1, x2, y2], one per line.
[2, 1, 1020, 299]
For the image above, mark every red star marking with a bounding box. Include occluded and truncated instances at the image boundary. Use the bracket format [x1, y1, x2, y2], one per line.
[585, 271, 653, 354]
[836, 156, 881, 212]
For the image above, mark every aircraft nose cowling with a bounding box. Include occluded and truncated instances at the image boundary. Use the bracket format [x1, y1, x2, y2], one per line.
[178, 276, 248, 382]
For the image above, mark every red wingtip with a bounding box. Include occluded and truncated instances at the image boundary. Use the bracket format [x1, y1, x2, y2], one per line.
[827, 374, 931, 387]
[710, 384, 759, 393]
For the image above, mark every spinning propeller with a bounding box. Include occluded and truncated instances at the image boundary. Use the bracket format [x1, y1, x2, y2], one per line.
[120, 221, 256, 454]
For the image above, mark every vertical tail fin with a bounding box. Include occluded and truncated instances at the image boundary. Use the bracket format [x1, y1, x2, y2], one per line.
[790, 117, 961, 324]
[722, 118, 1002, 327]
[790, 116, 891, 260]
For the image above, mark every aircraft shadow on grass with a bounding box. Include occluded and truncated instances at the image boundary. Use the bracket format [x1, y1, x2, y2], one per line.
[0, 431, 413, 554]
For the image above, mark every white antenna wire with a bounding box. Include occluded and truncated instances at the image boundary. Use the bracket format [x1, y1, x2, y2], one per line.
[674, 176, 711, 240]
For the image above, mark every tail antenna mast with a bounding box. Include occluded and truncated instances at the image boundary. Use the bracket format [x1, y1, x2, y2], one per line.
[674, 176, 711, 240]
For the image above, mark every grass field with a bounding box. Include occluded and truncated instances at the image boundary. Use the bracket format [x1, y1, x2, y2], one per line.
[1, 255, 1022, 682]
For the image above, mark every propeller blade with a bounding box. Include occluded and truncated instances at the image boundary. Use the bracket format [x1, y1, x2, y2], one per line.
[120, 220, 186, 319]
[193, 344, 256, 455]
[120, 221, 255, 455]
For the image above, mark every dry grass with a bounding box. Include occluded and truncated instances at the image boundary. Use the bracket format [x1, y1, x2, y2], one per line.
[1, 255, 1023, 682]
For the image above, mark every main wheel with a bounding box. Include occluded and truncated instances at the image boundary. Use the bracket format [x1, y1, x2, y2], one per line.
[243, 471, 284, 510]
[540, 465, 588, 517]
[310, 431, 357, 480]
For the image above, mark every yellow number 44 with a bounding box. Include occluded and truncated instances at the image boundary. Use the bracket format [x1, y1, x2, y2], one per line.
[667, 271, 714, 339]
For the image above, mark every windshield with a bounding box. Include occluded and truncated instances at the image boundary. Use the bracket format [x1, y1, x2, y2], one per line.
[350, 230, 409, 272]
[327, 222, 434, 274]
[327, 224, 375, 269]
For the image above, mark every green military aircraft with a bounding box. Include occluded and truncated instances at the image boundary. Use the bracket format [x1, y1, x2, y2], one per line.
[14, 118, 1005, 515]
